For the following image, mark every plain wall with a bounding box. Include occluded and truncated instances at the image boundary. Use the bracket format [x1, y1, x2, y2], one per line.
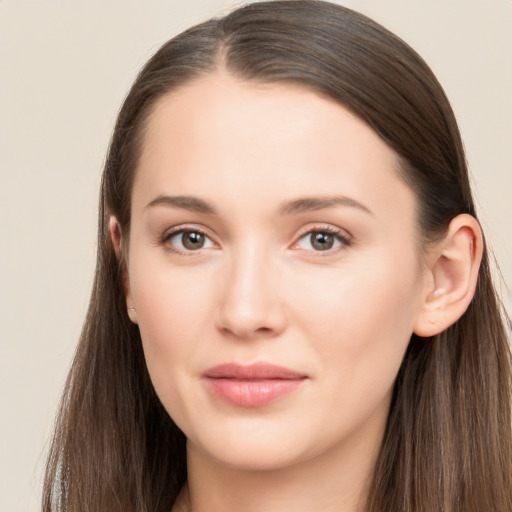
[1, 1, 510, 511]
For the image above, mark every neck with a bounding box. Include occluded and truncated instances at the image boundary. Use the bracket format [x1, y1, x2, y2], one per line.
[174, 424, 383, 512]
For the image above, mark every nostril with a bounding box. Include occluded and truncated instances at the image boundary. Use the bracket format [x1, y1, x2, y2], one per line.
[215, 263, 287, 339]
[255, 327, 273, 334]
[219, 324, 275, 339]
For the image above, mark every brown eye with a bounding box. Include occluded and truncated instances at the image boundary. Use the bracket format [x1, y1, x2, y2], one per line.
[310, 231, 335, 251]
[167, 229, 215, 252]
[295, 228, 349, 253]
[182, 231, 205, 250]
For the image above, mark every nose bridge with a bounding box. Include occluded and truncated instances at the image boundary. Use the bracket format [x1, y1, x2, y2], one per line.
[216, 236, 285, 338]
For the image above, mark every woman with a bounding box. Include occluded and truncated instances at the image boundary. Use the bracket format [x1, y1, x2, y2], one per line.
[43, 1, 512, 511]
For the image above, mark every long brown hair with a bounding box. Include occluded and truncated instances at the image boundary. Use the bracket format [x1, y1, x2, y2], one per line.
[43, 1, 512, 510]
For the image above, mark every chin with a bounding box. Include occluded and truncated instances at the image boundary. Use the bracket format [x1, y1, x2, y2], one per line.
[183, 412, 335, 472]
[193, 437, 310, 472]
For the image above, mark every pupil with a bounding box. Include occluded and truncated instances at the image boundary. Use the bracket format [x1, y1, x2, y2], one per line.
[312, 232, 334, 251]
[183, 231, 204, 250]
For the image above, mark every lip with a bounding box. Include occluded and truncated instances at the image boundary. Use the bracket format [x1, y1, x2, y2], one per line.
[203, 363, 308, 408]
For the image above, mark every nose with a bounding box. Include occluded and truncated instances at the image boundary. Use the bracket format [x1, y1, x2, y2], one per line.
[215, 242, 287, 340]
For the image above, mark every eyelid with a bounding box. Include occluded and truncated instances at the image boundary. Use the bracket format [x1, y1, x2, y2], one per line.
[159, 224, 220, 255]
[290, 224, 353, 254]
[157, 222, 353, 256]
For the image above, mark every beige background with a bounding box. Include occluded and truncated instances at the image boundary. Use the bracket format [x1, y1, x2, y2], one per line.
[1, 1, 510, 511]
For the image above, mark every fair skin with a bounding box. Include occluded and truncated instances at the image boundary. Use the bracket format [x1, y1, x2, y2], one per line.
[110, 72, 482, 512]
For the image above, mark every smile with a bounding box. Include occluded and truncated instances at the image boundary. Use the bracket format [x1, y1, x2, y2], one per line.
[203, 363, 308, 407]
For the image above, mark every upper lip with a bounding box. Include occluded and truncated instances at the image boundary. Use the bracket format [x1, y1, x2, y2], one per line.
[203, 362, 307, 380]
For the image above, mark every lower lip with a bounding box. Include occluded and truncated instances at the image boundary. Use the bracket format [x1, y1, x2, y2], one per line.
[204, 378, 305, 407]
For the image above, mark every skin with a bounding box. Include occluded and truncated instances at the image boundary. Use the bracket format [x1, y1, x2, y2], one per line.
[114, 72, 482, 512]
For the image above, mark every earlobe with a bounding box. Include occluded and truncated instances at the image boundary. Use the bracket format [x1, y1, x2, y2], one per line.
[126, 302, 138, 324]
[413, 214, 483, 337]
[108, 216, 138, 324]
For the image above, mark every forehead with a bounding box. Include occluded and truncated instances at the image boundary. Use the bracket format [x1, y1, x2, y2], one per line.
[133, 73, 416, 227]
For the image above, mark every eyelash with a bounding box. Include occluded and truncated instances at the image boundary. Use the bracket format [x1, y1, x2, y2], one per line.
[159, 224, 352, 256]
[159, 226, 214, 255]
[292, 225, 353, 255]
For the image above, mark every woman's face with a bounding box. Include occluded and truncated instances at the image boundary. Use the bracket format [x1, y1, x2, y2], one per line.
[125, 73, 428, 470]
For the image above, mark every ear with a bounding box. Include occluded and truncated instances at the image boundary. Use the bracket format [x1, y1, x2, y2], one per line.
[109, 216, 138, 324]
[413, 214, 483, 337]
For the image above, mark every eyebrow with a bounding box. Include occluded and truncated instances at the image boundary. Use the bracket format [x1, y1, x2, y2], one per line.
[146, 195, 217, 214]
[145, 194, 372, 216]
[277, 195, 373, 216]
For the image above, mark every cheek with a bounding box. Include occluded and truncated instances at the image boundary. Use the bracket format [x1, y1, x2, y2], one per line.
[128, 254, 216, 387]
[291, 250, 422, 383]
[290, 257, 421, 445]
[129, 264, 221, 434]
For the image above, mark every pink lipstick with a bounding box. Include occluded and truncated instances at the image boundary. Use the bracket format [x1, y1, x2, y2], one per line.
[203, 363, 307, 407]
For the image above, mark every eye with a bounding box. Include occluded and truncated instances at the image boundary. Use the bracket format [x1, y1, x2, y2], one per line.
[164, 229, 216, 253]
[294, 228, 351, 252]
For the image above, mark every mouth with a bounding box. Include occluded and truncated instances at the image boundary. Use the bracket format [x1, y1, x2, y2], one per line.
[202, 362, 308, 408]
